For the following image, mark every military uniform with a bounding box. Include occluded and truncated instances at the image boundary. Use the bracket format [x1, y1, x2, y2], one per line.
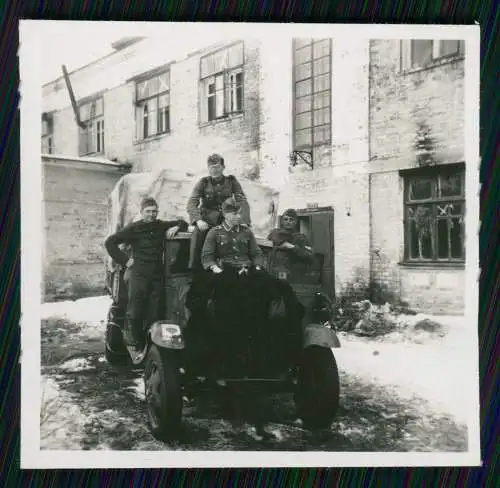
[187, 174, 250, 269]
[105, 216, 188, 348]
[267, 228, 314, 262]
[201, 222, 264, 271]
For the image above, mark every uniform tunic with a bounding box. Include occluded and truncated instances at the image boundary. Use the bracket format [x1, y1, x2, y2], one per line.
[201, 223, 264, 270]
[267, 228, 314, 262]
[187, 175, 250, 226]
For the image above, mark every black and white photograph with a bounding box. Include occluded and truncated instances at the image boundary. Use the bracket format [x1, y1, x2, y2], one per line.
[20, 21, 480, 468]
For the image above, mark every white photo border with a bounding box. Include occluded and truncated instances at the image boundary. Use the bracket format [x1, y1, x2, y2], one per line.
[19, 20, 481, 469]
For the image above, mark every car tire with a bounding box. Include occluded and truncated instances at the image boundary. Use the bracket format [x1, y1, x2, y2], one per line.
[295, 345, 340, 430]
[144, 345, 182, 441]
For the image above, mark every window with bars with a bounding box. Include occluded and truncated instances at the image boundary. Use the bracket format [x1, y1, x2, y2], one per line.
[403, 165, 465, 263]
[401, 39, 464, 71]
[41, 114, 53, 154]
[199, 42, 244, 123]
[78, 97, 105, 156]
[292, 39, 332, 155]
[135, 70, 170, 141]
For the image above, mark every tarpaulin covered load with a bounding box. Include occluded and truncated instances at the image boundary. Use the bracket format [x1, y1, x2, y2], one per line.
[106, 168, 278, 271]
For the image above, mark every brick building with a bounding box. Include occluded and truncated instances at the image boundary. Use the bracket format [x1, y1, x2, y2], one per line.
[41, 36, 466, 313]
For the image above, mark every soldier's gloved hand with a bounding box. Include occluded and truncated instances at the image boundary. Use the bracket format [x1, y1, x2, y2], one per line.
[211, 265, 223, 274]
[125, 258, 134, 268]
[197, 220, 210, 232]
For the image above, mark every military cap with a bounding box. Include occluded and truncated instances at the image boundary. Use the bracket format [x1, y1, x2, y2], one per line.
[140, 196, 158, 211]
[207, 153, 225, 166]
[221, 197, 241, 214]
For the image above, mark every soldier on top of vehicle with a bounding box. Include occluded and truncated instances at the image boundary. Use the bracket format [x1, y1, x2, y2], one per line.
[267, 208, 314, 263]
[186, 153, 251, 270]
[104, 197, 188, 359]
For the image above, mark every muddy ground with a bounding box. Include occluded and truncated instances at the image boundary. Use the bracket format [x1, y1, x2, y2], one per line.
[40, 315, 468, 452]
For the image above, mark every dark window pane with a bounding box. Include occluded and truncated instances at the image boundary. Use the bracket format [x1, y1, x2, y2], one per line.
[295, 112, 312, 131]
[450, 216, 464, 258]
[313, 91, 330, 109]
[207, 96, 216, 121]
[295, 62, 312, 81]
[313, 74, 330, 93]
[439, 40, 460, 57]
[313, 39, 330, 59]
[411, 40, 433, 67]
[408, 177, 434, 200]
[437, 218, 450, 259]
[439, 172, 463, 197]
[408, 205, 433, 259]
[295, 95, 312, 114]
[295, 128, 312, 148]
[296, 79, 312, 97]
[294, 45, 312, 64]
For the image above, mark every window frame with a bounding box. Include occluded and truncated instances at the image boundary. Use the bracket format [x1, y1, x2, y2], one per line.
[134, 69, 171, 142]
[401, 39, 465, 72]
[402, 164, 466, 265]
[292, 38, 332, 160]
[199, 41, 245, 124]
[41, 113, 54, 154]
[78, 96, 105, 156]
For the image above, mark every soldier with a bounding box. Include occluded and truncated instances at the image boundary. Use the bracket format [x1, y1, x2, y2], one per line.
[267, 208, 314, 263]
[201, 197, 264, 274]
[186, 153, 251, 270]
[104, 197, 188, 359]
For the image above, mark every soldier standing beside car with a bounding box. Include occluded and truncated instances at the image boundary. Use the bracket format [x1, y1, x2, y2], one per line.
[186, 153, 251, 270]
[104, 197, 188, 359]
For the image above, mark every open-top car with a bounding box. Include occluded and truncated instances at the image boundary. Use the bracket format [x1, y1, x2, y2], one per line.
[105, 232, 341, 440]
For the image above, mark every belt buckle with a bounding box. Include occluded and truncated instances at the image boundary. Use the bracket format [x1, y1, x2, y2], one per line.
[278, 271, 287, 280]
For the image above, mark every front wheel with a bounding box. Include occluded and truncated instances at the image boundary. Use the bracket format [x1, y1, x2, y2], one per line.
[144, 345, 182, 440]
[295, 345, 340, 430]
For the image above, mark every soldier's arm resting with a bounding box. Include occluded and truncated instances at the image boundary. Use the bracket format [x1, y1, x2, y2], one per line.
[201, 228, 218, 270]
[289, 234, 314, 261]
[160, 218, 189, 233]
[104, 225, 134, 267]
[186, 179, 204, 224]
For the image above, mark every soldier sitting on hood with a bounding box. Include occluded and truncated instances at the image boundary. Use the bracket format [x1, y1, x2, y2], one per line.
[186, 153, 251, 270]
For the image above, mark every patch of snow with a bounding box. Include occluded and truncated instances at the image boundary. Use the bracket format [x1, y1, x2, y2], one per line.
[335, 315, 470, 425]
[42, 295, 112, 328]
[40, 375, 87, 450]
[128, 378, 145, 401]
[59, 357, 94, 372]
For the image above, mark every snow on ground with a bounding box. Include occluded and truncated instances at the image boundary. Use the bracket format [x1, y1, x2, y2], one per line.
[59, 357, 95, 372]
[334, 314, 470, 425]
[128, 378, 146, 401]
[40, 376, 87, 450]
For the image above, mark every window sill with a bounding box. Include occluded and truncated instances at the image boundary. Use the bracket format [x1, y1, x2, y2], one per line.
[400, 55, 465, 75]
[133, 132, 171, 146]
[79, 152, 104, 157]
[398, 261, 465, 270]
[199, 112, 244, 128]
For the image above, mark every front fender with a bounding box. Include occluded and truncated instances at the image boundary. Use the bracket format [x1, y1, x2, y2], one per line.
[303, 323, 341, 349]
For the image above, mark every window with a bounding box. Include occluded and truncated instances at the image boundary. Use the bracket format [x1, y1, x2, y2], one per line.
[41, 113, 53, 154]
[78, 97, 104, 156]
[135, 70, 170, 140]
[199, 42, 244, 123]
[401, 39, 464, 71]
[292, 39, 332, 153]
[404, 165, 465, 263]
